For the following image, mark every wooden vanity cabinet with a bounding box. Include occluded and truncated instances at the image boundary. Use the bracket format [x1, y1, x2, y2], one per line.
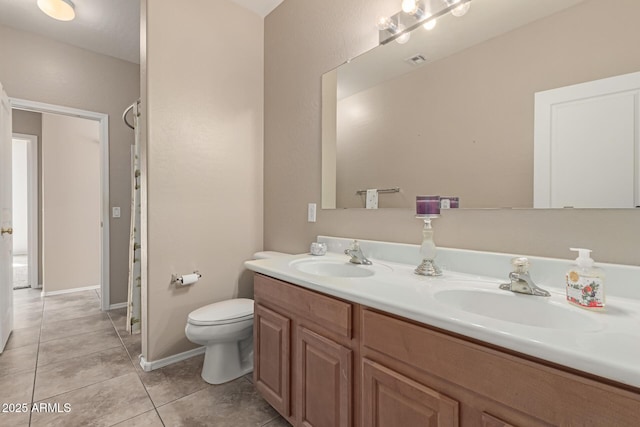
[361, 308, 640, 426]
[254, 274, 356, 427]
[253, 274, 640, 427]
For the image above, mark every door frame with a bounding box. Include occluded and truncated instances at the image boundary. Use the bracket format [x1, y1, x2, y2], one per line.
[10, 98, 111, 311]
[12, 133, 39, 289]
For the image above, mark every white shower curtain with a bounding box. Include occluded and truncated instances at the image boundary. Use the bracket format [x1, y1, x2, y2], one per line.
[126, 101, 141, 334]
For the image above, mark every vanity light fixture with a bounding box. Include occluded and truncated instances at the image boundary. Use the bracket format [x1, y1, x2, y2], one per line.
[376, 15, 398, 33]
[376, 15, 411, 45]
[37, 0, 76, 21]
[446, 0, 471, 17]
[396, 29, 411, 44]
[423, 14, 437, 30]
[402, 0, 426, 19]
[378, 0, 472, 44]
[402, 0, 418, 14]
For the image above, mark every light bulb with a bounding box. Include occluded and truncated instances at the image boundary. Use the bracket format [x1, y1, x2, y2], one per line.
[376, 16, 398, 32]
[376, 16, 394, 31]
[450, 0, 470, 17]
[396, 31, 411, 44]
[402, 0, 418, 14]
[37, 0, 75, 21]
[422, 14, 437, 30]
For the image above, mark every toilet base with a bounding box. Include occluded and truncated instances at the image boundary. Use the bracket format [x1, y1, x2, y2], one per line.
[201, 336, 254, 385]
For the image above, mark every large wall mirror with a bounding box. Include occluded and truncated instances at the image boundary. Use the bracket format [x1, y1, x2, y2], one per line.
[322, 0, 640, 209]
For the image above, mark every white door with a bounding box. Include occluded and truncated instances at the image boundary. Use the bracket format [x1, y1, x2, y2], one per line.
[0, 82, 13, 353]
[534, 71, 640, 208]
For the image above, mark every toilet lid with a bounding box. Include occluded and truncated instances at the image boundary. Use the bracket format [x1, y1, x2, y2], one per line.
[188, 298, 254, 326]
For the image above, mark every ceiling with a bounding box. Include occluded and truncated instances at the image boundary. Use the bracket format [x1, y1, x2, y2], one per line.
[0, 0, 283, 64]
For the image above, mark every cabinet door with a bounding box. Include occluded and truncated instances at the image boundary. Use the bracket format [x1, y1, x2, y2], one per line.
[297, 326, 352, 427]
[254, 304, 291, 417]
[362, 358, 459, 427]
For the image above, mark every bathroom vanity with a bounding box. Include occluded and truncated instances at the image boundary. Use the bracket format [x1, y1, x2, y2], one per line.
[245, 237, 640, 426]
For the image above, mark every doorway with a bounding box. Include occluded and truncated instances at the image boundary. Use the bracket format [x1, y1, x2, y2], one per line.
[10, 98, 110, 311]
[11, 133, 37, 290]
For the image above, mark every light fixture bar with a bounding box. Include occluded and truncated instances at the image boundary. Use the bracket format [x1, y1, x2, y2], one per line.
[378, 0, 472, 45]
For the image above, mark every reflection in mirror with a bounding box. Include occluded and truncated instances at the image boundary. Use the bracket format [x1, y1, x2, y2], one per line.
[322, 0, 640, 209]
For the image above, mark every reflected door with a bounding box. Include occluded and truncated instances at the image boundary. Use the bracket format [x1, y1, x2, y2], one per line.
[534, 71, 640, 208]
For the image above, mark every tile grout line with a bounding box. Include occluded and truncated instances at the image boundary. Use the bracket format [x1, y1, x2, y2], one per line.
[107, 309, 235, 425]
[29, 294, 121, 405]
[34, 344, 124, 375]
[31, 371, 135, 407]
[31, 293, 144, 424]
[27, 291, 46, 426]
[260, 414, 284, 427]
[107, 309, 167, 427]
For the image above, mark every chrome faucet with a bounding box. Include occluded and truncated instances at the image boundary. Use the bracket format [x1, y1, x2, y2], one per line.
[499, 257, 550, 297]
[344, 240, 372, 265]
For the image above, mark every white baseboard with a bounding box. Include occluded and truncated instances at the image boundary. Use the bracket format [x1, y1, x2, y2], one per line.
[108, 302, 128, 310]
[139, 346, 205, 372]
[41, 285, 99, 297]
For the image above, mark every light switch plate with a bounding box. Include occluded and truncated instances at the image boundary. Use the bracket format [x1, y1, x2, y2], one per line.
[112, 207, 121, 218]
[307, 203, 316, 222]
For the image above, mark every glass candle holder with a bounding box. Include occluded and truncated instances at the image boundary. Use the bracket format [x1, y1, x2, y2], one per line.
[310, 242, 327, 256]
[416, 195, 440, 215]
[414, 215, 442, 276]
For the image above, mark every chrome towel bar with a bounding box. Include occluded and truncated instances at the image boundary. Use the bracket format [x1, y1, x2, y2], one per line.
[355, 187, 400, 195]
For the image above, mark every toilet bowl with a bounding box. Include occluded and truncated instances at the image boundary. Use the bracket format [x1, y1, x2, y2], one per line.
[185, 298, 254, 384]
[185, 251, 287, 384]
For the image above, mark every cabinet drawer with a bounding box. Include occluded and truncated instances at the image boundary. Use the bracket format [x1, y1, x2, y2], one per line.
[255, 274, 353, 339]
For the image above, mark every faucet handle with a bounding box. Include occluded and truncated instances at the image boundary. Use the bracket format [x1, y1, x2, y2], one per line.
[346, 240, 360, 251]
[510, 257, 530, 274]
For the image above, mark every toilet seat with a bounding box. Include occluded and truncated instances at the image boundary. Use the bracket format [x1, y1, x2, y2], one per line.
[187, 298, 254, 326]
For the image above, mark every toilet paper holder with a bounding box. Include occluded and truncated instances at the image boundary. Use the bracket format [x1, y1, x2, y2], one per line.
[171, 271, 202, 286]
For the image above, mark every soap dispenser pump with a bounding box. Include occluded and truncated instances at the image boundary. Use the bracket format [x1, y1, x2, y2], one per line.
[566, 248, 605, 310]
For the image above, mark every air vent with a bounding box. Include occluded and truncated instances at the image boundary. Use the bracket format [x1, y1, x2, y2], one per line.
[405, 54, 427, 66]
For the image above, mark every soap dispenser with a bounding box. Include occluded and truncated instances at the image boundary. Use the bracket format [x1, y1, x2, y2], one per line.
[566, 248, 605, 310]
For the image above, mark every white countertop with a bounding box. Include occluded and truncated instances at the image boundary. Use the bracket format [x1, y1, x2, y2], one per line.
[245, 245, 640, 390]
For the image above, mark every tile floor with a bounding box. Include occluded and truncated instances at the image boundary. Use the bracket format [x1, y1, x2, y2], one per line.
[1, 288, 290, 427]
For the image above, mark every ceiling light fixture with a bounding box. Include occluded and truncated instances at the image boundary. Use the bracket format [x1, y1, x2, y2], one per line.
[37, 0, 76, 22]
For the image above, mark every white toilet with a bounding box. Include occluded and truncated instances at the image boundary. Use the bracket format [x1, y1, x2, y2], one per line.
[185, 251, 286, 384]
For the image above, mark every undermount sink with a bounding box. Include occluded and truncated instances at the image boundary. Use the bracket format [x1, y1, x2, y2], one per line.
[434, 289, 602, 331]
[291, 259, 389, 278]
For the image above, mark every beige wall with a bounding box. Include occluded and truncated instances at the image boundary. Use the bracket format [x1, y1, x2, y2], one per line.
[42, 114, 101, 292]
[335, 0, 640, 209]
[0, 24, 139, 304]
[264, 0, 640, 266]
[12, 110, 43, 285]
[143, 0, 264, 361]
